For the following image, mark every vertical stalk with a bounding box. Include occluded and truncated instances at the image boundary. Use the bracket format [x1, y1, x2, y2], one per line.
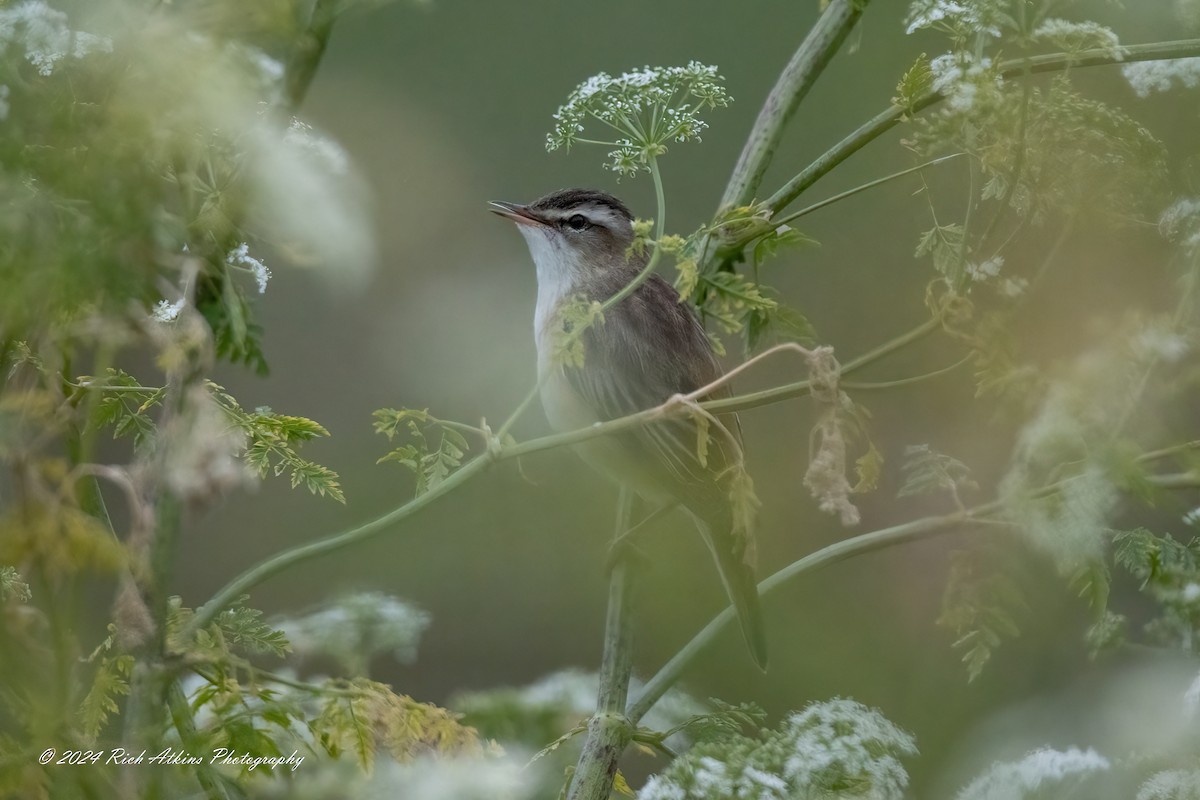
[718, 0, 872, 212]
[567, 491, 637, 800]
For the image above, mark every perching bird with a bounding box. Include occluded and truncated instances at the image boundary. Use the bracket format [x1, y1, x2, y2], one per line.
[490, 188, 768, 670]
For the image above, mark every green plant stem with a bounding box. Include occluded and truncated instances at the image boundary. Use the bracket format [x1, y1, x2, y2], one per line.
[770, 153, 963, 229]
[186, 316, 945, 636]
[719, 0, 873, 211]
[166, 680, 229, 800]
[284, 0, 340, 113]
[567, 491, 637, 800]
[759, 39, 1200, 228]
[626, 465, 1200, 723]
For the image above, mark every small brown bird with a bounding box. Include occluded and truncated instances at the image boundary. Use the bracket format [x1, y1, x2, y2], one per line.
[491, 188, 768, 670]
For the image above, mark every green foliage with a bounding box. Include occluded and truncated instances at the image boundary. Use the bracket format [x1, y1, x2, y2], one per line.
[79, 652, 134, 742]
[0, 566, 30, 603]
[898, 444, 977, 503]
[84, 368, 165, 449]
[551, 295, 607, 368]
[168, 595, 291, 663]
[374, 407, 470, 495]
[312, 679, 487, 770]
[914, 222, 967, 285]
[1111, 528, 1200, 648]
[894, 53, 933, 114]
[213, 382, 345, 503]
[938, 547, 1027, 681]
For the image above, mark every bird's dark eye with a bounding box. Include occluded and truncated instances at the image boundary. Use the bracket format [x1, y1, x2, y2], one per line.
[566, 214, 588, 231]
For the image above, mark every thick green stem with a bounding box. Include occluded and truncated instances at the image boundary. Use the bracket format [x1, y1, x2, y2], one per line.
[567, 491, 637, 800]
[719, 0, 872, 211]
[284, 0, 340, 113]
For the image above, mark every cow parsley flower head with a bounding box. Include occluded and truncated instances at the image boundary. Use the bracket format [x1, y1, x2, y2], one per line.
[152, 298, 185, 322]
[285, 118, 349, 176]
[1123, 58, 1200, 97]
[957, 747, 1111, 800]
[226, 242, 271, 293]
[906, 0, 1006, 38]
[1137, 769, 1200, 800]
[967, 255, 1005, 282]
[1133, 322, 1190, 363]
[641, 698, 917, 800]
[547, 61, 731, 176]
[1033, 20, 1124, 60]
[0, 0, 112, 76]
[276, 592, 431, 674]
[930, 52, 999, 112]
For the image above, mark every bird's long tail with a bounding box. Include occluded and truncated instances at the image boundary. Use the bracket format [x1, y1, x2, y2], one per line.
[696, 519, 769, 671]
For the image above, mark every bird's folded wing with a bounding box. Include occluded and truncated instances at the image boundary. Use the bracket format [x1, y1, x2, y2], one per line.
[563, 273, 743, 516]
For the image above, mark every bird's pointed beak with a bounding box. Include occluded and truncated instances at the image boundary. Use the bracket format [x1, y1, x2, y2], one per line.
[488, 201, 546, 227]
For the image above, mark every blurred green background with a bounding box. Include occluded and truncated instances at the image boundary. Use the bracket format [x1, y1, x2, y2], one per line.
[166, 1, 1200, 793]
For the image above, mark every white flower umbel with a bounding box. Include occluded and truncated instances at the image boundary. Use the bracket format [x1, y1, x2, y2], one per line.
[151, 298, 185, 322]
[641, 698, 917, 800]
[906, 0, 1005, 37]
[966, 255, 1005, 282]
[276, 592, 431, 674]
[1136, 768, 1200, 800]
[956, 747, 1111, 800]
[930, 52, 999, 112]
[1033, 19, 1124, 60]
[546, 61, 730, 177]
[1185, 670, 1200, 717]
[1123, 58, 1200, 97]
[369, 755, 537, 800]
[1133, 322, 1190, 363]
[0, 0, 111, 76]
[226, 242, 271, 294]
[285, 118, 349, 176]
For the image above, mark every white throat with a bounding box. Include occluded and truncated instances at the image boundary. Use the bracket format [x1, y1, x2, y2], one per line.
[519, 227, 586, 365]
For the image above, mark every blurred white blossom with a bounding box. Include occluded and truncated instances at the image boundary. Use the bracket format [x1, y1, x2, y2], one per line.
[276, 592, 431, 675]
[930, 52, 998, 112]
[967, 255, 1004, 282]
[370, 755, 536, 800]
[163, 391, 254, 503]
[0, 0, 111, 77]
[1133, 323, 1190, 363]
[956, 747, 1110, 800]
[1123, 58, 1200, 97]
[285, 118, 350, 176]
[640, 698, 917, 800]
[1137, 768, 1200, 800]
[1185, 671, 1200, 717]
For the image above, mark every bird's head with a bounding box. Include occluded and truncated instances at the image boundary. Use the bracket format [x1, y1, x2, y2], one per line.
[489, 188, 637, 283]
